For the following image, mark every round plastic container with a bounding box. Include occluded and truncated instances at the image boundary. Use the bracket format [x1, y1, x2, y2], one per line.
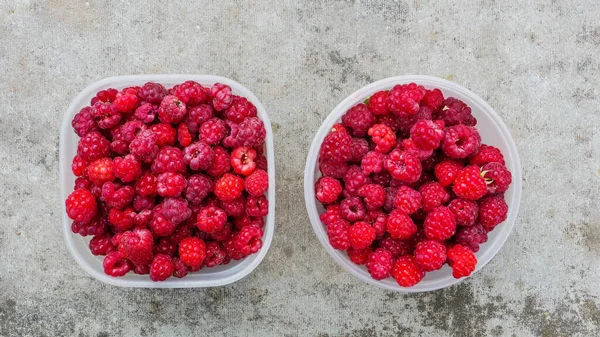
[304, 75, 522, 292]
[60, 75, 275, 288]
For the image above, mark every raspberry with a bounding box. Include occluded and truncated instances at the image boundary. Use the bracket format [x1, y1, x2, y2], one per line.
[436, 97, 476, 127]
[149, 123, 177, 146]
[455, 224, 488, 252]
[158, 95, 187, 124]
[368, 124, 396, 154]
[91, 101, 121, 129]
[391, 255, 425, 287]
[184, 174, 213, 205]
[177, 123, 192, 147]
[319, 127, 353, 162]
[77, 131, 110, 162]
[231, 146, 257, 176]
[214, 173, 244, 201]
[173, 258, 190, 278]
[482, 162, 512, 194]
[180, 141, 213, 171]
[234, 225, 263, 255]
[442, 125, 481, 159]
[91, 88, 118, 104]
[211, 222, 233, 241]
[204, 242, 227, 267]
[149, 146, 185, 174]
[256, 153, 268, 171]
[378, 236, 413, 258]
[101, 182, 134, 209]
[320, 204, 343, 226]
[398, 105, 434, 137]
[197, 206, 227, 233]
[419, 181, 450, 212]
[342, 103, 376, 137]
[366, 210, 387, 238]
[206, 146, 231, 177]
[111, 119, 146, 155]
[225, 96, 258, 123]
[361, 151, 385, 175]
[118, 228, 154, 267]
[185, 104, 214, 133]
[387, 83, 426, 116]
[384, 150, 422, 183]
[453, 166, 487, 200]
[173, 81, 208, 105]
[135, 172, 156, 196]
[478, 195, 508, 230]
[447, 244, 477, 278]
[159, 197, 191, 225]
[377, 114, 402, 133]
[156, 172, 187, 197]
[366, 248, 394, 280]
[327, 220, 351, 250]
[138, 82, 167, 104]
[410, 120, 445, 150]
[243, 169, 268, 197]
[414, 240, 447, 272]
[368, 91, 390, 115]
[133, 195, 155, 211]
[447, 198, 478, 227]
[343, 166, 371, 196]
[372, 171, 392, 186]
[169, 226, 192, 244]
[87, 158, 114, 186]
[74, 177, 91, 190]
[129, 129, 159, 163]
[149, 254, 175, 281]
[153, 238, 177, 256]
[319, 159, 348, 179]
[400, 138, 433, 161]
[387, 209, 417, 239]
[210, 83, 233, 111]
[434, 160, 464, 187]
[349, 221, 376, 249]
[134, 103, 157, 124]
[470, 144, 505, 166]
[108, 207, 135, 231]
[350, 138, 370, 162]
[383, 187, 398, 213]
[223, 236, 246, 260]
[71, 214, 107, 237]
[89, 234, 114, 256]
[424, 206, 457, 241]
[358, 184, 386, 209]
[150, 212, 177, 237]
[347, 247, 373, 265]
[114, 92, 139, 113]
[72, 107, 98, 137]
[179, 237, 207, 268]
[72, 155, 87, 177]
[230, 117, 267, 148]
[246, 195, 268, 217]
[340, 196, 366, 222]
[113, 155, 142, 183]
[103, 251, 132, 277]
[200, 118, 228, 145]
[421, 89, 444, 111]
[394, 185, 422, 215]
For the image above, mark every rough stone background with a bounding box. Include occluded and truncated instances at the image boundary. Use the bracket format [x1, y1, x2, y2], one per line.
[0, 0, 599, 336]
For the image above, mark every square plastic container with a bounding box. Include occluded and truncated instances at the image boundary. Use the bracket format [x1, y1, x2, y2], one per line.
[60, 75, 275, 288]
[304, 75, 522, 292]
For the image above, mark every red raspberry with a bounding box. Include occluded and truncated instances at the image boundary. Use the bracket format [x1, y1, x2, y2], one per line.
[150, 146, 185, 174]
[220, 196, 246, 217]
[197, 206, 227, 233]
[200, 118, 228, 145]
[114, 92, 139, 113]
[108, 207, 135, 231]
[91, 88, 118, 104]
[366, 210, 387, 238]
[179, 237, 207, 268]
[184, 174, 213, 205]
[234, 225, 263, 255]
[110, 119, 145, 154]
[223, 236, 246, 260]
[387, 83, 426, 116]
[414, 240, 447, 272]
[424, 206, 457, 241]
[129, 129, 159, 163]
[478, 195, 508, 230]
[207, 146, 231, 177]
[371, 171, 392, 186]
[400, 138, 433, 161]
[246, 195, 268, 217]
[113, 155, 142, 183]
[149, 123, 177, 146]
[74, 177, 91, 190]
[89, 234, 114, 256]
[387, 209, 417, 240]
[347, 247, 373, 265]
[455, 224, 488, 252]
[185, 104, 214, 133]
[397, 105, 434, 137]
[225, 96, 258, 123]
[177, 123, 192, 147]
[156, 172, 187, 197]
[378, 236, 413, 258]
[71, 214, 106, 237]
[447, 198, 479, 227]
[118, 228, 154, 267]
[392, 255, 424, 287]
[436, 97, 476, 127]
[77, 131, 110, 162]
[366, 248, 394, 280]
[482, 162, 512, 194]
[343, 166, 370, 196]
[172, 258, 190, 278]
[350, 138, 369, 162]
[211, 222, 234, 241]
[149, 254, 175, 281]
[256, 153, 268, 171]
[394, 185, 422, 215]
[138, 82, 167, 104]
[377, 114, 402, 133]
[102, 182, 134, 209]
[470, 144, 505, 166]
[421, 88, 444, 111]
[320, 204, 343, 226]
[342, 103, 376, 137]
[453, 166, 487, 200]
[230, 117, 267, 148]
[204, 242, 227, 267]
[133, 195, 155, 212]
[410, 120, 445, 150]
[72, 107, 98, 137]
[348, 221, 376, 250]
[368, 124, 396, 154]
[159, 197, 191, 225]
[368, 91, 390, 115]
[383, 187, 398, 212]
[91, 101, 121, 129]
[442, 125, 481, 159]
[135, 172, 156, 196]
[319, 127, 353, 162]
[434, 160, 464, 187]
[183, 141, 214, 171]
[231, 146, 257, 176]
[340, 196, 366, 222]
[319, 158, 349, 179]
[327, 220, 351, 250]
[87, 158, 114, 186]
[158, 95, 187, 124]
[134, 103, 157, 124]
[244, 169, 269, 197]
[173, 81, 208, 105]
[150, 212, 177, 237]
[419, 181, 450, 212]
[358, 184, 386, 209]
[103, 251, 132, 277]
[384, 150, 422, 183]
[361, 151, 385, 175]
[153, 238, 177, 256]
[72, 155, 87, 177]
[447, 244, 477, 278]
[420, 150, 440, 172]
[210, 83, 233, 111]
[214, 173, 244, 201]
[169, 226, 192, 244]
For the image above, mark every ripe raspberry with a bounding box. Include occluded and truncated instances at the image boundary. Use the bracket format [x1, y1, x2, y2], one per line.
[177, 123, 192, 147]
[138, 82, 167, 104]
[387, 209, 417, 240]
[348, 221, 376, 250]
[149, 254, 175, 281]
[377, 114, 403, 134]
[319, 127, 353, 162]
[118, 228, 154, 267]
[340, 196, 366, 222]
[71, 214, 107, 237]
[89, 234, 114, 256]
[77, 131, 110, 162]
[358, 184, 386, 209]
[134, 103, 157, 124]
[410, 120, 445, 150]
[214, 173, 244, 201]
[368, 91, 390, 115]
[185, 104, 214, 133]
[378, 236, 413, 258]
[246, 195, 268, 217]
[179, 237, 207, 268]
[447, 198, 479, 227]
[102, 182, 134, 209]
[361, 151, 385, 175]
[478, 195, 508, 230]
[150, 146, 186, 174]
[112, 155, 142, 183]
[350, 138, 369, 162]
[159, 197, 191, 225]
[204, 242, 227, 267]
[414, 240, 447, 272]
[394, 185, 422, 215]
[110, 119, 145, 154]
[172, 258, 190, 278]
[74, 177, 91, 190]
[169, 226, 192, 244]
[129, 129, 159, 163]
[419, 182, 450, 212]
[211, 222, 233, 241]
[220, 196, 246, 217]
[150, 212, 177, 237]
[436, 97, 476, 126]
[447, 244, 477, 278]
[482, 162, 512, 194]
[434, 160, 464, 187]
[135, 172, 156, 196]
[319, 159, 349, 179]
[72, 107, 98, 137]
[342, 103, 376, 137]
[108, 207, 135, 231]
[424, 206, 457, 241]
[368, 124, 396, 154]
[347, 247, 373, 265]
[225, 96, 258, 123]
[158, 95, 187, 124]
[387, 83, 426, 116]
[133, 195, 155, 211]
[383, 187, 398, 213]
[197, 206, 227, 233]
[183, 142, 214, 171]
[343, 166, 370, 196]
[207, 146, 231, 177]
[366, 210, 387, 238]
[156, 172, 187, 197]
[184, 174, 213, 205]
[114, 92, 138, 113]
[223, 236, 246, 260]
[397, 105, 434, 137]
[87, 158, 114, 186]
[154, 238, 177, 256]
[400, 138, 433, 161]
[470, 144, 505, 166]
[384, 150, 422, 183]
[231, 146, 257, 176]
[199, 118, 228, 145]
[453, 166, 487, 200]
[72, 155, 87, 177]
[442, 125, 481, 159]
[420, 150, 440, 173]
[173, 81, 208, 105]
[366, 249, 394, 280]
[91, 101, 121, 129]
[230, 117, 267, 148]
[103, 251, 132, 277]
[455, 224, 488, 252]
[327, 220, 351, 250]
[372, 171, 392, 186]
[234, 225, 263, 255]
[210, 83, 233, 111]
[242, 169, 268, 197]
[421, 88, 444, 111]
[391, 255, 424, 287]
[91, 88, 118, 104]
[320, 204, 343, 226]
[149, 123, 177, 146]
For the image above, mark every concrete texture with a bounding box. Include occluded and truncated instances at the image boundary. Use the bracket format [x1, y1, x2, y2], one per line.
[0, 0, 599, 336]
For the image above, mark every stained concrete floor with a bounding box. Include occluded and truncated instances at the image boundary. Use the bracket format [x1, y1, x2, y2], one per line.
[1, 1, 600, 336]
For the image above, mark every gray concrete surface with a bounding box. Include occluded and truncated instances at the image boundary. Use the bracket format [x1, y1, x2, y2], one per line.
[1, 0, 599, 336]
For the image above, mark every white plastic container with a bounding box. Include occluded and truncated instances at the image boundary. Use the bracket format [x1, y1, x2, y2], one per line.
[304, 75, 522, 292]
[60, 75, 275, 288]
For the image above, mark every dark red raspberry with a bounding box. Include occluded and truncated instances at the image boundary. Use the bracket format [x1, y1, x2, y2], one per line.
[255, 152, 268, 171]
[89, 234, 114, 255]
[343, 166, 370, 197]
[108, 207, 135, 231]
[220, 196, 246, 217]
[442, 125, 481, 159]
[114, 92, 138, 113]
[434, 160, 464, 187]
[424, 206, 457, 241]
[91, 88, 118, 104]
[482, 162, 512, 194]
[347, 247, 372, 265]
[378, 236, 413, 258]
[71, 214, 107, 237]
[225, 96, 258, 123]
[117, 228, 153, 267]
[207, 146, 231, 177]
[77, 131, 110, 162]
[110, 119, 145, 154]
[210, 83, 233, 111]
[230, 117, 267, 148]
[350, 138, 369, 162]
[169, 226, 192, 244]
[179, 237, 206, 268]
[478, 195, 508, 230]
[211, 222, 233, 241]
[400, 138, 433, 161]
[372, 171, 392, 186]
[158, 95, 187, 124]
[135, 172, 156, 196]
[384, 150, 422, 183]
[246, 195, 268, 217]
[134, 103, 157, 124]
[319, 127, 353, 162]
[383, 187, 398, 212]
[113, 155, 142, 183]
[348, 221, 376, 250]
[149, 254, 175, 281]
[453, 166, 487, 200]
[368, 124, 396, 154]
[72, 107, 98, 137]
[184, 174, 213, 205]
[414, 240, 447, 272]
[183, 141, 214, 171]
[377, 114, 403, 133]
[447, 244, 477, 278]
[410, 120, 445, 150]
[150, 212, 177, 237]
[340, 196, 366, 222]
[74, 177, 91, 190]
[421, 89, 444, 111]
[361, 151, 385, 175]
[394, 185, 422, 215]
[72, 155, 87, 177]
[87, 158, 114, 186]
[470, 144, 505, 166]
[447, 198, 478, 227]
[234, 225, 263, 255]
[244, 169, 268, 197]
[177, 123, 192, 147]
[436, 97, 476, 127]
[199, 118, 228, 145]
[455, 224, 488, 252]
[185, 104, 214, 133]
[204, 242, 227, 267]
[420, 150, 440, 172]
[233, 215, 252, 229]
[392, 255, 424, 287]
[319, 159, 349, 179]
[231, 146, 257, 176]
[358, 184, 386, 210]
[91, 101, 121, 129]
[327, 220, 351, 250]
[133, 195, 155, 212]
[342, 103, 376, 137]
[172, 258, 190, 278]
[320, 204, 343, 226]
[387, 209, 417, 240]
[129, 129, 160, 163]
[397, 105, 434, 137]
[102, 182, 134, 209]
[150, 146, 185, 174]
[159, 197, 191, 225]
[419, 181, 450, 212]
[387, 83, 426, 117]
[368, 91, 390, 115]
[156, 172, 187, 197]
[149, 123, 177, 146]
[173, 81, 208, 105]
[138, 82, 167, 104]
[103, 251, 132, 277]
[365, 248, 394, 280]
[197, 206, 227, 233]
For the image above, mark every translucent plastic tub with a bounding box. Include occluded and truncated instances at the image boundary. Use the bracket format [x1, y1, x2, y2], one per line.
[60, 75, 275, 288]
[304, 75, 522, 292]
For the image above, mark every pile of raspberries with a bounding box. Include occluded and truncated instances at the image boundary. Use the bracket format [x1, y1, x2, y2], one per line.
[65, 81, 269, 282]
[315, 83, 512, 287]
